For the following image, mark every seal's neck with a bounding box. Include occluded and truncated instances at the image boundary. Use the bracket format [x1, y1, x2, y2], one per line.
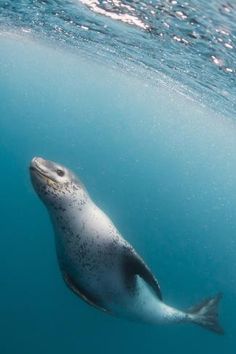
[47, 188, 91, 226]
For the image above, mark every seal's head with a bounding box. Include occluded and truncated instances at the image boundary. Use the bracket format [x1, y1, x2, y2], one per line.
[30, 157, 87, 209]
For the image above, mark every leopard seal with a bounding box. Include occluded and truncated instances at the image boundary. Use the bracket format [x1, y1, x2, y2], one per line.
[30, 157, 224, 334]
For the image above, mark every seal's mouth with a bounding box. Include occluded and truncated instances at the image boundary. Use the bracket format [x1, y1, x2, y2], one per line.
[30, 166, 50, 179]
[30, 157, 57, 184]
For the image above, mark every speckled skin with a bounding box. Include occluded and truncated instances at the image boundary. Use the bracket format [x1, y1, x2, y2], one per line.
[29, 157, 193, 325]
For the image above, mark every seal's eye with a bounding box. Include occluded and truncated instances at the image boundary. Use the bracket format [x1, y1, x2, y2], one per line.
[57, 169, 65, 177]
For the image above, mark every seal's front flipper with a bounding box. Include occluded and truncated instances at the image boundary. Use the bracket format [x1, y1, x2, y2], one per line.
[186, 293, 224, 335]
[124, 251, 163, 301]
[62, 272, 109, 313]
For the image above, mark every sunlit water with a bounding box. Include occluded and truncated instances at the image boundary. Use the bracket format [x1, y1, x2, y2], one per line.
[0, 1, 236, 354]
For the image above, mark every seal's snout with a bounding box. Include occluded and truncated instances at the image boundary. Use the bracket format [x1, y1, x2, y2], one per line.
[30, 157, 50, 179]
[31, 156, 45, 168]
[30, 157, 48, 173]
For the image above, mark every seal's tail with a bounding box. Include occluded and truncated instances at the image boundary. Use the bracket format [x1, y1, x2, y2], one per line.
[186, 293, 224, 335]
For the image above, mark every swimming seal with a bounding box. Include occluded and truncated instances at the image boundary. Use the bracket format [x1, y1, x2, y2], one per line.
[30, 157, 224, 334]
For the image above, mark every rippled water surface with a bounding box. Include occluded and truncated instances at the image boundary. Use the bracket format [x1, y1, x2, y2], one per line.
[0, 0, 236, 116]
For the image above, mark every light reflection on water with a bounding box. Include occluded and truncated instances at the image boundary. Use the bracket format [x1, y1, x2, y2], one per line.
[0, 0, 236, 116]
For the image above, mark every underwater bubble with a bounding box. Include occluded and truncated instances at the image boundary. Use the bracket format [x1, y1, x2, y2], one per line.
[175, 11, 187, 20]
[211, 55, 224, 67]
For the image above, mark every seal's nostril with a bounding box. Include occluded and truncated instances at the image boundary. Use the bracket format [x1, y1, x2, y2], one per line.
[31, 157, 45, 167]
[38, 157, 46, 165]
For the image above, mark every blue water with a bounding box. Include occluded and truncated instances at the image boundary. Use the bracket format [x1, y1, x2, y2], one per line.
[0, 1, 236, 354]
